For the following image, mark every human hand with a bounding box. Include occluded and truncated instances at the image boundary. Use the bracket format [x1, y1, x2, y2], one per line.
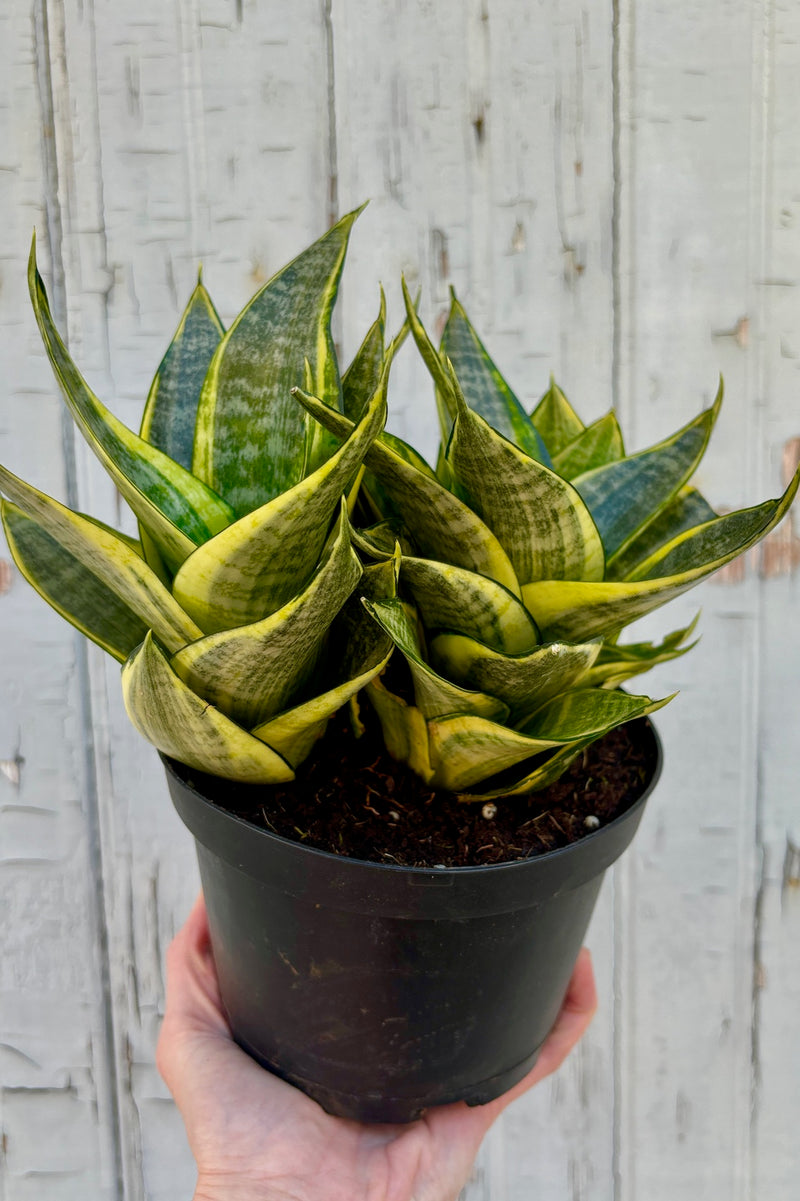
[157, 895, 597, 1201]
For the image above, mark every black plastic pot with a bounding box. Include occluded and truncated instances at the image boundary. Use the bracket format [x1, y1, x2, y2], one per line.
[163, 718, 662, 1124]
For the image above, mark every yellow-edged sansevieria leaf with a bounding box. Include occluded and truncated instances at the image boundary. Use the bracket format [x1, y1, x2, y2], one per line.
[294, 387, 522, 595]
[29, 237, 234, 573]
[172, 379, 387, 632]
[0, 465, 201, 654]
[5, 211, 798, 803]
[170, 503, 361, 729]
[1, 500, 149, 662]
[122, 633, 294, 784]
[192, 207, 364, 516]
[445, 365, 605, 584]
[141, 269, 225, 471]
[439, 289, 550, 463]
[363, 597, 510, 723]
[399, 556, 539, 654]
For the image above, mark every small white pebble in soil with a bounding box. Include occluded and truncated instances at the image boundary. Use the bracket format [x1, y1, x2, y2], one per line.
[584, 814, 601, 830]
[482, 803, 498, 820]
[389, 810, 400, 822]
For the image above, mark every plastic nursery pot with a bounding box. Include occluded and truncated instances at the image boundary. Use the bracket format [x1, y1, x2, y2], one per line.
[163, 717, 662, 1124]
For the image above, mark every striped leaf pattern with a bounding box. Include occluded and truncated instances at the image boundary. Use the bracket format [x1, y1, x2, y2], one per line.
[3, 214, 797, 799]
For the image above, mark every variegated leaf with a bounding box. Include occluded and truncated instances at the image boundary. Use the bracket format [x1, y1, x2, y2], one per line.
[522, 459, 800, 641]
[172, 382, 386, 632]
[573, 382, 723, 562]
[440, 289, 550, 462]
[606, 486, 717, 581]
[585, 614, 700, 688]
[456, 741, 592, 801]
[342, 288, 385, 423]
[552, 411, 625, 480]
[426, 715, 567, 791]
[629, 490, 797, 582]
[171, 504, 361, 729]
[0, 465, 202, 654]
[446, 370, 605, 584]
[193, 208, 363, 515]
[430, 631, 601, 717]
[401, 276, 457, 446]
[140, 270, 225, 470]
[530, 379, 585, 455]
[364, 598, 510, 722]
[2, 500, 148, 662]
[428, 688, 671, 792]
[520, 687, 673, 740]
[251, 600, 393, 766]
[365, 676, 435, 783]
[294, 389, 522, 595]
[122, 633, 294, 784]
[29, 239, 234, 572]
[400, 556, 539, 654]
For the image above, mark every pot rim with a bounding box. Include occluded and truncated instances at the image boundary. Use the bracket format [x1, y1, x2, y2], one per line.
[161, 715, 663, 881]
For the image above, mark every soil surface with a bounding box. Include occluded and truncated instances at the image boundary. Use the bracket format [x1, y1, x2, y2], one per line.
[203, 711, 658, 869]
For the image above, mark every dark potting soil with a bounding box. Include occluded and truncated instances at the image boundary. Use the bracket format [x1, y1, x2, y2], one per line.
[215, 712, 656, 869]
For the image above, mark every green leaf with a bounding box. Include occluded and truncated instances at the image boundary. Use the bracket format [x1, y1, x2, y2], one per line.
[0, 464, 202, 654]
[520, 687, 673, 740]
[445, 371, 605, 584]
[552, 411, 625, 480]
[251, 604, 393, 767]
[364, 598, 510, 722]
[170, 503, 361, 729]
[430, 632, 601, 718]
[400, 556, 540, 654]
[2, 500, 148, 662]
[583, 616, 699, 688]
[122, 633, 294, 784]
[629, 494, 794, 582]
[294, 389, 522, 595]
[192, 207, 364, 516]
[456, 742, 592, 800]
[140, 270, 225, 470]
[522, 460, 800, 640]
[440, 290, 550, 462]
[342, 289, 385, 423]
[365, 676, 435, 783]
[401, 277, 457, 447]
[606, 487, 717, 581]
[172, 379, 387, 633]
[427, 688, 671, 792]
[29, 239, 234, 572]
[530, 379, 585, 456]
[573, 383, 723, 562]
[426, 715, 569, 791]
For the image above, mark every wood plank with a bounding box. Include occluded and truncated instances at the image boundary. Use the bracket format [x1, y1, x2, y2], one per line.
[750, 0, 800, 1191]
[0, 3, 119, 1198]
[612, 2, 788, 1197]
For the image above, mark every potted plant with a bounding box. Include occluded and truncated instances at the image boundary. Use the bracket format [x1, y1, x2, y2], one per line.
[2, 208, 797, 1123]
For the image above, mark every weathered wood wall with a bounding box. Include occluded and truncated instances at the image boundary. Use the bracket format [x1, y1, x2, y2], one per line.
[0, 2, 797, 1198]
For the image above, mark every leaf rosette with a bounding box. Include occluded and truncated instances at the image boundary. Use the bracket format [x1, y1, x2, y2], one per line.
[2, 212, 797, 798]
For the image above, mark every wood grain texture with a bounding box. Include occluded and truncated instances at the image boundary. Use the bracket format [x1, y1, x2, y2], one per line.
[0, 2, 797, 1199]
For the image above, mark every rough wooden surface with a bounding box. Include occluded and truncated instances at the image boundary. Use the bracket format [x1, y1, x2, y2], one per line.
[0, 2, 797, 1198]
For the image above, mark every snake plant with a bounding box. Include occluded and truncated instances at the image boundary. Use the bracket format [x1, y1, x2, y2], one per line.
[2, 210, 797, 801]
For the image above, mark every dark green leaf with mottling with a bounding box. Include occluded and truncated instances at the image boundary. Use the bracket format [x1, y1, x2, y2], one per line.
[140, 271, 225, 470]
[193, 207, 363, 516]
[440, 290, 550, 462]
